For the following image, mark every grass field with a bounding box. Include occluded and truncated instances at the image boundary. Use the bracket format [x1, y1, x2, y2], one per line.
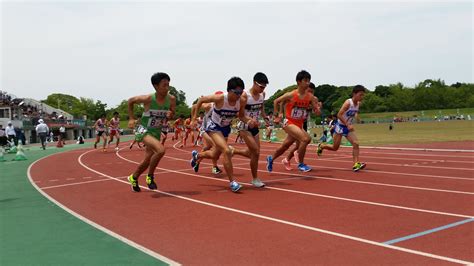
[359, 108, 474, 120]
[268, 120, 474, 146]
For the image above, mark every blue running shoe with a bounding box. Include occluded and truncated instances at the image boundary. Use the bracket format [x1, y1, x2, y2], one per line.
[190, 150, 199, 170]
[266, 155, 273, 172]
[230, 181, 242, 192]
[298, 163, 312, 172]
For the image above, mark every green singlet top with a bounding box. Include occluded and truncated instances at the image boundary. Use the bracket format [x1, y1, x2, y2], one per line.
[139, 93, 170, 140]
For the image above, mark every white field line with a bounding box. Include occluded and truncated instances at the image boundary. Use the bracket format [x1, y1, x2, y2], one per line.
[27, 152, 181, 265]
[170, 145, 474, 192]
[78, 148, 474, 265]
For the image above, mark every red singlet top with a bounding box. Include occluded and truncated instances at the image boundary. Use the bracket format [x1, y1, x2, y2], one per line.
[285, 90, 312, 128]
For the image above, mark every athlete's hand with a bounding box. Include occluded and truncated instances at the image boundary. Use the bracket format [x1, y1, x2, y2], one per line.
[248, 119, 258, 129]
[274, 115, 282, 125]
[348, 124, 355, 131]
[128, 119, 135, 129]
[313, 106, 321, 116]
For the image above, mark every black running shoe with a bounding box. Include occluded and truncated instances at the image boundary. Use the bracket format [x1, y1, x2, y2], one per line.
[128, 175, 141, 192]
[146, 175, 157, 190]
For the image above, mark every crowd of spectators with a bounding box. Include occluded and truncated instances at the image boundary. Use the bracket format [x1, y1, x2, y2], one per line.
[1, 90, 70, 122]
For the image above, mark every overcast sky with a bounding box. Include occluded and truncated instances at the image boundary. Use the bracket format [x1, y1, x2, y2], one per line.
[2, 1, 472, 108]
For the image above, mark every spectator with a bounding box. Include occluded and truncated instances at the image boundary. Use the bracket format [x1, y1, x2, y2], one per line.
[5, 121, 17, 146]
[0, 125, 7, 147]
[17, 128, 26, 145]
[77, 135, 85, 144]
[35, 119, 49, 150]
[59, 124, 66, 145]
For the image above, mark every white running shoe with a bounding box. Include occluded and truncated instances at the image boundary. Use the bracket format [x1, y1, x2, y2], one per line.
[251, 178, 265, 188]
[293, 151, 300, 164]
[282, 158, 292, 171]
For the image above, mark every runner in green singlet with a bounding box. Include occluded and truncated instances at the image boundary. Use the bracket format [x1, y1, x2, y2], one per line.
[126, 72, 176, 192]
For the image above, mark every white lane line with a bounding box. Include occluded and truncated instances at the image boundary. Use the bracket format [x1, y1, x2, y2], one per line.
[264, 145, 473, 163]
[126, 146, 474, 219]
[79, 149, 471, 265]
[167, 147, 474, 195]
[42, 179, 112, 190]
[257, 146, 474, 171]
[256, 141, 474, 158]
[246, 154, 474, 181]
[27, 152, 181, 265]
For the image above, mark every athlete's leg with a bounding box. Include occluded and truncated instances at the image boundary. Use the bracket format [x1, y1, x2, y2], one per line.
[200, 132, 218, 167]
[282, 124, 311, 164]
[132, 146, 154, 178]
[143, 134, 166, 176]
[239, 130, 259, 180]
[286, 141, 299, 161]
[270, 134, 296, 161]
[94, 133, 100, 149]
[101, 134, 107, 150]
[345, 132, 360, 163]
[320, 133, 342, 151]
[115, 133, 120, 147]
[208, 132, 234, 182]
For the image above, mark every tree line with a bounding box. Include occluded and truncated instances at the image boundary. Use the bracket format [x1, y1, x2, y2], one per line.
[265, 79, 474, 117]
[42, 79, 473, 121]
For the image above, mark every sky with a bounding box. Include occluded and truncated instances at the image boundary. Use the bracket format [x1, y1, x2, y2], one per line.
[1, 1, 472, 108]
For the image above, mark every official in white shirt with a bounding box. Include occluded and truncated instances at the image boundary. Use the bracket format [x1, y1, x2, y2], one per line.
[35, 119, 49, 150]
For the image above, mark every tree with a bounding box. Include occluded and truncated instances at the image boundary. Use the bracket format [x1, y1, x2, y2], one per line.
[42, 93, 80, 116]
[374, 85, 391, 98]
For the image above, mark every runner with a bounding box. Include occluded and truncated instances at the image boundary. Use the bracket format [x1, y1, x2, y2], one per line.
[160, 119, 170, 145]
[317, 85, 367, 172]
[264, 111, 275, 142]
[190, 77, 258, 192]
[283, 82, 322, 169]
[234, 72, 269, 187]
[190, 94, 221, 174]
[93, 114, 108, 152]
[108, 111, 121, 151]
[129, 116, 143, 149]
[127, 72, 176, 192]
[194, 111, 205, 146]
[173, 115, 184, 147]
[183, 115, 194, 147]
[266, 70, 320, 172]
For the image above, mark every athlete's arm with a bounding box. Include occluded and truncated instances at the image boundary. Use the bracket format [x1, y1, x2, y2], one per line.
[127, 94, 151, 129]
[237, 95, 257, 128]
[273, 92, 293, 118]
[337, 100, 351, 126]
[168, 94, 176, 119]
[193, 94, 222, 121]
[260, 91, 267, 118]
[191, 104, 198, 120]
[311, 94, 321, 115]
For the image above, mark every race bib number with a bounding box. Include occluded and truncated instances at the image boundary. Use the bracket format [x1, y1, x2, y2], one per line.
[147, 110, 167, 128]
[291, 107, 307, 119]
[136, 125, 147, 135]
[236, 120, 248, 131]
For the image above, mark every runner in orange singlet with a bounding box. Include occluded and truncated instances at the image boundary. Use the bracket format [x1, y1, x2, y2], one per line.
[266, 70, 320, 172]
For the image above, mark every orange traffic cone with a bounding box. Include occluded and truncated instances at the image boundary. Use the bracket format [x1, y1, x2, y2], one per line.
[56, 137, 64, 148]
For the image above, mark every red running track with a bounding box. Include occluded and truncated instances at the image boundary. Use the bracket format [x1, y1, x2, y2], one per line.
[29, 140, 474, 265]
